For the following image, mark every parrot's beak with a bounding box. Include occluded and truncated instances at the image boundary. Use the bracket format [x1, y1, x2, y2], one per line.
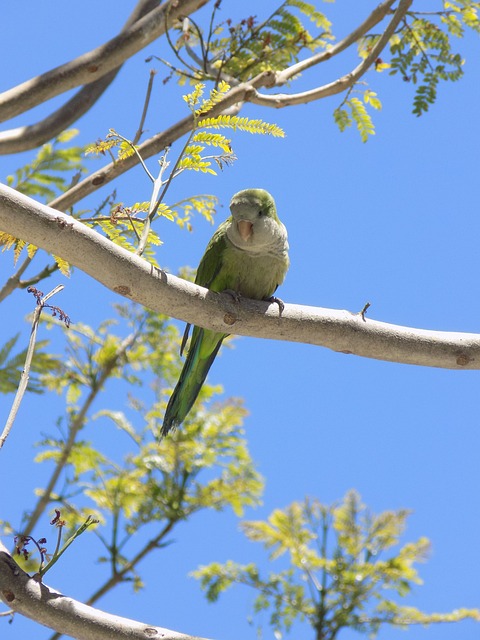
[237, 219, 253, 241]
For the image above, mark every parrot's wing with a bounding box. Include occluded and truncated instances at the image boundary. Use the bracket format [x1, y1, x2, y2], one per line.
[194, 219, 229, 289]
[180, 219, 230, 356]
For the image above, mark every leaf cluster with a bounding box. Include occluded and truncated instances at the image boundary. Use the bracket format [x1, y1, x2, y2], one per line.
[194, 490, 480, 638]
[332, 1, 479, 135]
[1, 130, 87, 274]
[179, 82, 284, 174]
[6, 129, 86, 202]
[334, 90, 382, 143]
[389, 17, 465, 116]
[165, 0, 333, 86]
[6, 304, 263, 594]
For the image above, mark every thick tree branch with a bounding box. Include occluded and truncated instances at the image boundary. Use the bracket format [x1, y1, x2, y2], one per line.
[1, 184, 479, 371]
[0, 0, 209, 124]
[0, 73, 118, 155]
[0, 544, 207, 640]
[0, 0, 165, 154]
[251, 0, 412, 108]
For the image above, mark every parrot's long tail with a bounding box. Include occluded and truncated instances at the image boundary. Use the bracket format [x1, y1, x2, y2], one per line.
[161, 328, 225, 437]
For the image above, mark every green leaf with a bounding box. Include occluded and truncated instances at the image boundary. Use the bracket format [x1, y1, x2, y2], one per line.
[0, 335, 63, 394]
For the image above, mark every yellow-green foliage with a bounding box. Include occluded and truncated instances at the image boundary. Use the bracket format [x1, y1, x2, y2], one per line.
[337, 0, 479, 133]
[84, 138, 119, 157]
[85, 132, 138, 160]
[82, 194, 218, 260]
[178, 83, 284, 175]
[192, 131, 232, 153]
[193, 80, 231, 115]
[84, 83, 283, 253]
[387, 9, 474, 116]
[7, 129, 86, 201]
[442, 1, 480, 35]
[197, 114, 285, 137]
[1, 305, 265, 582]
[333, 90, 381, 143]
[2, 130, 87, 270]
[193, 490, 480, 637]
[0, 333, 63, 395]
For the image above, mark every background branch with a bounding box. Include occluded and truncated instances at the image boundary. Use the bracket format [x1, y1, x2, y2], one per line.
[251, 0, 412, 107]
[274, 0, 397, 85]
[0, 0, 208, 123]
[1, 183, 479, 371]
[0, 0, 163, 154]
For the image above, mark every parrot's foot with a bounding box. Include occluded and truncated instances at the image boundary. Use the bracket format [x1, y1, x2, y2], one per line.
[265, 295, 285, 315]
[223, 290, 285, 315]
[223, 288, 242, 303]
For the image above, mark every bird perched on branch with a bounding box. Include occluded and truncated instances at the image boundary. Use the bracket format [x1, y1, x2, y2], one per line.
[161, 188, 289, 437]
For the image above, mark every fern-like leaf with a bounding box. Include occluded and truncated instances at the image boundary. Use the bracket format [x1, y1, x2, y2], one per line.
[192, 131, 232, 153]
[197, 115, 285, 137]
[53, 255, 71, 277]
[195, 81, 231, 115]
[349, 97, 375, 142]
[177, 156, 217, 174]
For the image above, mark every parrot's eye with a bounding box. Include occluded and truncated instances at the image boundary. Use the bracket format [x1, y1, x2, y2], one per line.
[258, 210, 264, 217]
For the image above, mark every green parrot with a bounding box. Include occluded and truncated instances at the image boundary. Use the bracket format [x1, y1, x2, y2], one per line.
[161, 188, 289, 437]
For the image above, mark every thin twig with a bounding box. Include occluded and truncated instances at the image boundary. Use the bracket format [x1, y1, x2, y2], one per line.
[122, 209, 142, 242]
[135, 128, 195, 256]
[109, 129, 155, 182]
[18, 263, 59, 290]
[146, 54, 204, 82]
[20, 330, 140, 539]
[205, 0, 222, 58]
[359, 301, 371, 322]
[0, 254, 33, 302]
[164, 12, 203, 76]
[0, 285, 64, 450]
[132, 69, 157, 145]
[37, 516, 99, 579]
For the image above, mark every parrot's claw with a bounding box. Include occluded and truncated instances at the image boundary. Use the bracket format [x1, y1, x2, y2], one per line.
[265, 295, 285, 315]
[223, 290, 284, 315]
[223, 288, 242, 303]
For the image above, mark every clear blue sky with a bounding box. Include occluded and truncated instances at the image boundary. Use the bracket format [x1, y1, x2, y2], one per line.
[1, 3, 480, 640]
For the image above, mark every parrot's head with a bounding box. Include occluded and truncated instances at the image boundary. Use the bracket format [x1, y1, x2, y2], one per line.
[228, 188, 288, 253]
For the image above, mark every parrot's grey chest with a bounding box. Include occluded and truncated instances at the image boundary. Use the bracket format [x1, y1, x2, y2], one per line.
[223, 242, 287, 299]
